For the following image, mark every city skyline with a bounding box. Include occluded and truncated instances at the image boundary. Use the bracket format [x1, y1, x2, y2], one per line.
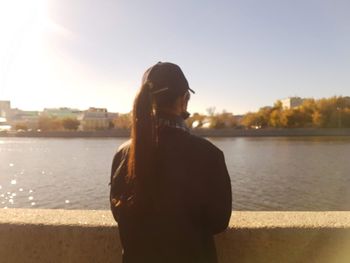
[1, 0, 350, 114]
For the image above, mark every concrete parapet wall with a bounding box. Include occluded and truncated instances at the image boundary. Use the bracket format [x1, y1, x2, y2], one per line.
[1, 209, 350, 263]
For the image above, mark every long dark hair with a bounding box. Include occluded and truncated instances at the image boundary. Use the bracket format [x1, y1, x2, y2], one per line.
[127, 81, 181, 202]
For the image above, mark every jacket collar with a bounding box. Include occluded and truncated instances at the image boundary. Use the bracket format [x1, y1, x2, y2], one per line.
[157, 111, 190, 133]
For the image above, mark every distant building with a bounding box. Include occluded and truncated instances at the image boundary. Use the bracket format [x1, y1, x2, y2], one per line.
[78, 107, 110, 130]
[281, 97, 304, 109]
[0, 116, 11, 131]
[42, 107, 82, 119]
[0, 100, 11, 118]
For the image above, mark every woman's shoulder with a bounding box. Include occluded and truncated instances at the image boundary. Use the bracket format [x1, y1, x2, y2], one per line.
[186, 133, 223, 156]
[116, 139, 131, 155]
[117, 139, 131, 153]
[112, 139, 131, 166]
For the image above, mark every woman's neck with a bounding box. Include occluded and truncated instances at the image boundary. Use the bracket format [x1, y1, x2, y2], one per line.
[157, 108, 181, 117]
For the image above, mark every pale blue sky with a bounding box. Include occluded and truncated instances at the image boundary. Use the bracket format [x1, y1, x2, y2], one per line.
[1, 0, 350, 114]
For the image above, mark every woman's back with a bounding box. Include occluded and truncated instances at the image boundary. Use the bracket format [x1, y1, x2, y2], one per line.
[110, 123, 232, 263]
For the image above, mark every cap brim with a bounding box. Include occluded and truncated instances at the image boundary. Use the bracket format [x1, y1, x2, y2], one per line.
[188, 87, 195, 94]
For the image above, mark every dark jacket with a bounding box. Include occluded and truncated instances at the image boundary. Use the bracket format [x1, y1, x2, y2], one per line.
[110, 125, 232, 263]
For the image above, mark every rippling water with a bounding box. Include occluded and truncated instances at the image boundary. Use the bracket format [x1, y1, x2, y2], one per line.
[1, 136, 350, 211]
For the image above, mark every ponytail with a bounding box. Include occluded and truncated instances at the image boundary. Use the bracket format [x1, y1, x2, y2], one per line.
[127, 82, 159, 200]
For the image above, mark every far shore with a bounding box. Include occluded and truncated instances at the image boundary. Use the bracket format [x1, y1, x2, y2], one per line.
[1, 128, 350, 138]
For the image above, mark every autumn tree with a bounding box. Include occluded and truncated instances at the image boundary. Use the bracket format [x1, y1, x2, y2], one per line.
[14, 123, 28, 131]
[113, 113, 132, 129]
[62, 118, 80, 130]
[342, 108, 350, 127]
[38, 116, 63, 131]
[241, 112, 262, 128]
[210, 111, 237, 129]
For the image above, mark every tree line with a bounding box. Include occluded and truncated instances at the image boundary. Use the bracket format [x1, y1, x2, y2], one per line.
[241, 96, 350, 129]
[15, 117, 81, 131]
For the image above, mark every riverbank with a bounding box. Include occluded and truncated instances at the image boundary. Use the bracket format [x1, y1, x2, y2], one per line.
[1, 128, 350, 138]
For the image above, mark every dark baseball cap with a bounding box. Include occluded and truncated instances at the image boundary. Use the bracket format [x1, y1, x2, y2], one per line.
[142, 62, 195, 95]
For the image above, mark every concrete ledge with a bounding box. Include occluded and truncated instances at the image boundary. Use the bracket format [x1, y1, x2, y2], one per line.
[1, 209, 350, 263]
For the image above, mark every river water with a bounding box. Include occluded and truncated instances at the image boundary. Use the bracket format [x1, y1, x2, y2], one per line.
[1, 136, 350, 211]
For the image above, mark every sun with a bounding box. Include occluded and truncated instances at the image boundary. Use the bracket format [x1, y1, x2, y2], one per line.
[0, 0, 50, 91]
[0, 0, 72, 109]
[0, 0, 49, 37]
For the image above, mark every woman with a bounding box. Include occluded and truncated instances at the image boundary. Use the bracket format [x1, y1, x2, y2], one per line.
[110, 62, 232, 263]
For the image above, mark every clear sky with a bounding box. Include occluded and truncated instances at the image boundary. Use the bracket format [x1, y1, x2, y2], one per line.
[1, 0, 350, 114]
